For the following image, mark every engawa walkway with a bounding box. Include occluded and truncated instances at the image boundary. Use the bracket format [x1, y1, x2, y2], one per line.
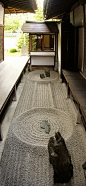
[0, 56, 29, 116]
[62, 70, 86, 125]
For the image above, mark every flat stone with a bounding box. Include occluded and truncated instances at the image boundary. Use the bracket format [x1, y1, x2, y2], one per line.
[40, 120, 47, 129]
[40, 120, 50, 134]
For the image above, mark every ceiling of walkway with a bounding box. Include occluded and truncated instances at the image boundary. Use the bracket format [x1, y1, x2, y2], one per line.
[43, 0, 85, 19]
[1, 0, 37, 14]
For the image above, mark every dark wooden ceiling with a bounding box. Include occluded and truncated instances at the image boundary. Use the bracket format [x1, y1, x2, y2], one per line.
[1, 0, 37, 14]
[43, 0, 85, 20]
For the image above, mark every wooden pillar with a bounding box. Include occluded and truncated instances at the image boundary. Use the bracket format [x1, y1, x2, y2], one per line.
[76, 103, 81, 124]
[42, 35, 44, 51]
[13, 84, 17, 101]
[29, 34, 30, 54]
[67, 82, 70, 98]
[0, 123, 2, 141]
[54, 32, 58, 71]
[30, 35, 33, 51]
[83, 4, 85, 26]
[3, 26, 4, 61]
[21, 71, 24, 82]
[54, 35, 55, 51]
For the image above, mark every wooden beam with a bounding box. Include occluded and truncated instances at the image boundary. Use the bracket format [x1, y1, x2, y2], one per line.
[42, 35, 44, 51]
[83, 4, 85, 25]
[13, 8, 17, 14]
[3, 27, 4, 61]
[29, 34, 30, 54]
[30, 35, 33, 51]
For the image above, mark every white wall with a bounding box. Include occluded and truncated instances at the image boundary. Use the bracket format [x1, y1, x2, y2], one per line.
[4, 36, 18, 51]
[31, 56, 54, 66]
[58, 23, 62, 75]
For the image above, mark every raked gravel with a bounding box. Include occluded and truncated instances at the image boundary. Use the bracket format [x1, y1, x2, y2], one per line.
[0, 70, 86, 186]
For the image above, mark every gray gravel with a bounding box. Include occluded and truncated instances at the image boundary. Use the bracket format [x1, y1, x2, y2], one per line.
[0, 70, 86, 186]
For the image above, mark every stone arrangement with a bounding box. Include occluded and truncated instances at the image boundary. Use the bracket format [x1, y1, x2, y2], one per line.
[48, 132, 73, 183]
[45, 68, 50, 77]
[0, 70, 86, 186]
[40, 74, 45, 79]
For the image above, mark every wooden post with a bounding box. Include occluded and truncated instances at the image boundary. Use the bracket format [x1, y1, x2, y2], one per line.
[42, 35, 44, 51]
[21, 71, 24, 82]
[61, 73, 64, 83]
[54, 33, 58, 71]
[83, 4, 85, 26]
[76, 103, 81, 124]
[0, 124, 2, 141]
[29, 34, 30, 54]
[67, 82, 70, 98]
[13, 84, 17, 101]
[30, 35, 33, 51]
[3, 26, 4, 61]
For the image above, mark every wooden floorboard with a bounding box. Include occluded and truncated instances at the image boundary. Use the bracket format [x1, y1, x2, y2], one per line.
[0, 56, 29, 115]
[62, 70, 86, 121]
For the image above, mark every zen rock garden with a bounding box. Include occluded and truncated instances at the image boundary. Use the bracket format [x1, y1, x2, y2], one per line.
[48, 132, 73, 183]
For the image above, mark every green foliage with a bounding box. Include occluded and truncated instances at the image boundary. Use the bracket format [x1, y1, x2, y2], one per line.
[32, 35, 36, 51]
[5, 15, 20, 33]
[16, 33, 29, 52]
[4, 0, 44, 53]
[4, 0, 44, 34]
[9, 48, 17, 53]
[16, 34, 24, 49]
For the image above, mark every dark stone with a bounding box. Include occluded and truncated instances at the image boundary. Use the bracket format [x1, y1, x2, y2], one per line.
[82, 162, 86, 178]
[45, 68, 50, 77]
[40, 74, 45, 79]
[48, 132, 73, 183]
[82, 162, 86, 170]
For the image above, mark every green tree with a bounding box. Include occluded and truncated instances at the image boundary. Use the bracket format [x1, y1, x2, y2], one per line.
[4, 0, 44, 51]
[5, 14, 20, 33]
[16, 33, 29, 52]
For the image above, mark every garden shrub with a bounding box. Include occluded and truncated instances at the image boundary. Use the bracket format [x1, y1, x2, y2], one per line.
[9, 48, 17, 53]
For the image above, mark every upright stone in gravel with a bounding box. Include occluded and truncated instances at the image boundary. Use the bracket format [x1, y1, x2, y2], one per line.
[45, 68, 50, 77]
[48, 132, 73, 183]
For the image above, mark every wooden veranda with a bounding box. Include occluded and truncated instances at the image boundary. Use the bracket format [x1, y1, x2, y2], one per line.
[0, 56, 29, 140]
[62, 70, 86, 128]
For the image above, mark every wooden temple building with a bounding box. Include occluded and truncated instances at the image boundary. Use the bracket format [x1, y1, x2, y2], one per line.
[22, 21, 58, 69]
[43, 0, 86, 127]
